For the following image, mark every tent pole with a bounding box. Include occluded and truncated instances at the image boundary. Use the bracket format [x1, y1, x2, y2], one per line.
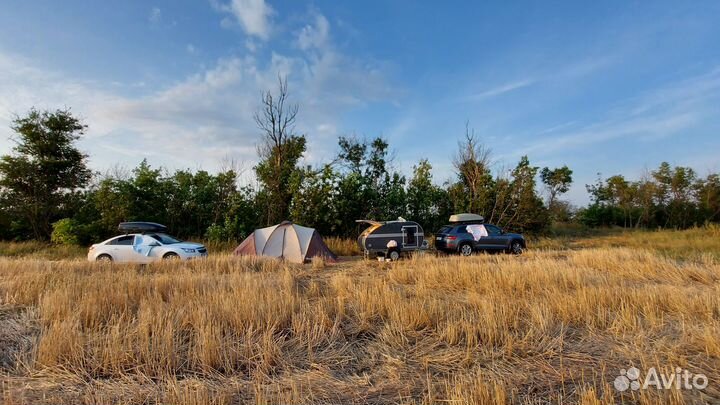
[281, 228, 286, 259]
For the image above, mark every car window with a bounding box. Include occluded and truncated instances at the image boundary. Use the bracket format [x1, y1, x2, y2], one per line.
[485, 225, 502, 236]
[109, 235, 135, 245]
[147, 233, 181, 244]
[454, 226, 469, 234]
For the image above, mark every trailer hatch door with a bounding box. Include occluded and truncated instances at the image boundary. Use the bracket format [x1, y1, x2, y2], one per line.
[402, 226, 418, 248]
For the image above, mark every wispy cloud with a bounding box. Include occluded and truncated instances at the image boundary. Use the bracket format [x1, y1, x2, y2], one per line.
[149, 7, 161, 24]
[517, 67, 720, 157]
[535, 121, 577, 136]
[297, 12, 330, 51]
[463, 79, 534, 101]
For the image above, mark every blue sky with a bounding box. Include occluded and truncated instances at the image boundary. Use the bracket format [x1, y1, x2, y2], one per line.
[1, 1, 719, 204]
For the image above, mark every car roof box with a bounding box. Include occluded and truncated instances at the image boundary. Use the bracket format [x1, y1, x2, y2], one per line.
[449, 213, 484, 224]
[118, 222, 167, 234]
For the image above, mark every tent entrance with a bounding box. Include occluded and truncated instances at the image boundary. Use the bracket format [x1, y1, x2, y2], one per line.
[402, 225, 418, 248]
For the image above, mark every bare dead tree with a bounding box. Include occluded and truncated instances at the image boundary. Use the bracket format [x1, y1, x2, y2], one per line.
[254, 75, 299, 168]
[219, 156, 247, 177]
[253, 75, 306, 224]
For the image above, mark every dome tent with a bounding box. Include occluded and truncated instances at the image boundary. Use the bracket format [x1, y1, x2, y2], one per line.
[233, 221, 338, 264]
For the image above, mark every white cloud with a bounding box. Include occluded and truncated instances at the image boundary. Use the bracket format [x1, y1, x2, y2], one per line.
[217, 0, 274, 40]
[297, 13, 330, 51]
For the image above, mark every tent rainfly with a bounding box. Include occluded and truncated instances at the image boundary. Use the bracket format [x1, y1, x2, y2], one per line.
[233, 221, 338, 264]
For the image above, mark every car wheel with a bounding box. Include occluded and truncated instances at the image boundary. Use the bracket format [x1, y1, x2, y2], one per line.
[96, 254, 112, 263]
[163, 252, 180, 260]
[388, 250, 400, 261]
[459, 243, 473, 256]
[510, 241, 523, 255]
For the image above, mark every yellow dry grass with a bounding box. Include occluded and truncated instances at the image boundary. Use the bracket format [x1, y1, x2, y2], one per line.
[324, 236, 361, 257]
[0, 241, 86, 261]
[0, 229, 719, 404]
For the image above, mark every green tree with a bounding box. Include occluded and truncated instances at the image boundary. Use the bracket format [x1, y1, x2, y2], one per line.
[363, 137, 390, 218]
[506, 156, 548, 233]
[406, 159, 447, 231]
[605, 175, 639, 228]
[129, 160, 166, 223]
[290, 164, 339, 235]
[326, 135, 408, 235]
[651, 162, 698, 228]
[334, 171, 369, 236]
[696, 174, 720, 223]
[0, 109, 91, 239]
[540, 165, 573, 220]
[333, 137, 374, 236]
[337, 135, 367, 174]
[92, 174, 134, 237]
[206, 185, 258, 242]
[380, 172, 407, 220]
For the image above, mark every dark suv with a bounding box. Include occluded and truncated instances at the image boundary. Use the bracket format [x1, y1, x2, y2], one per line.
[434, 223, 526, 255]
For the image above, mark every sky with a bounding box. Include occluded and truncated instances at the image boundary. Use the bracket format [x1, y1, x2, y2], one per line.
[1, 0, 719, 205]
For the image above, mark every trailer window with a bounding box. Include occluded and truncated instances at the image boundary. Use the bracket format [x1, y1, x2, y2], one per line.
[404, 227, 416, 245]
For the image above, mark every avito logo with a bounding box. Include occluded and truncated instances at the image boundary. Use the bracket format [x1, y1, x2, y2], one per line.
[614, 366, 709, 392]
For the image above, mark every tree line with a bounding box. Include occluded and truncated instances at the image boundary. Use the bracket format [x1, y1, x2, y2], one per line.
[1, 79, 718, 244]
[581, 164, 720, 229]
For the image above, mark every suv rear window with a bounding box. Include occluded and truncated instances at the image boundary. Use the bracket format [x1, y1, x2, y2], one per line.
[454, 226, 469, 234]
[436, 226, 453, 234]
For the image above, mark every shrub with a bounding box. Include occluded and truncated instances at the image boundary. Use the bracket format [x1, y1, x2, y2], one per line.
[51, 218, 82, 245]
[205, 217, 245, 243]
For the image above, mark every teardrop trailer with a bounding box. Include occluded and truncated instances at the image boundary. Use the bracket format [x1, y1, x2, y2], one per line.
[356, 218, 429, 261]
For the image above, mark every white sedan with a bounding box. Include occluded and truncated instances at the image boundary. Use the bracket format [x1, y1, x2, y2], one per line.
[88, 232, 208, 263]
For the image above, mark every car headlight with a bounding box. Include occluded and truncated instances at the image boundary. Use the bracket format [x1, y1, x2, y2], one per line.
[181, 248, 196, 253]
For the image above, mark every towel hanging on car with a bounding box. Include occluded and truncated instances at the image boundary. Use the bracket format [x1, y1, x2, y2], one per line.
[467, 224, 488, 241]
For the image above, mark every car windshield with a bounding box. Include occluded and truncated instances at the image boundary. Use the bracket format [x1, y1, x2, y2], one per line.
[147, 233, 182, 244]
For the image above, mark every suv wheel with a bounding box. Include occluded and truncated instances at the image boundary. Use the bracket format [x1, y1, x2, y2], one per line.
[459, 243, 473, 256]
[510, 241, 523, 255]
[163, 252, 180, 260]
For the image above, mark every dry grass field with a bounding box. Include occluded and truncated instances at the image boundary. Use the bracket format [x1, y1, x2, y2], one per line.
[1, 228, 719, 404]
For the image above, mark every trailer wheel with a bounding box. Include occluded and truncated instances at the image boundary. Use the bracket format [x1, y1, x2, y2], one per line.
[388, 250, 400, 261]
